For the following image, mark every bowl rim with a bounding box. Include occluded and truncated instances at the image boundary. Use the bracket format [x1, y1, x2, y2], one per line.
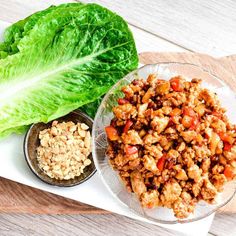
[24, 109, 97, 187]
[92, 62, 236, 224]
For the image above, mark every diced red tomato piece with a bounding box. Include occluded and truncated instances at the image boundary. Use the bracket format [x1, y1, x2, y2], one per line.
[218, 132, 234, 144]
[170, 77, 184, 92]
[125, 145, 138, 155]
[183, 107, 196, 117]
[105, 126, 119, 141]
[224, 166, 234, 180]
[190, 116, 199, 130]
[117, 98, 129, 105]
[157, 156, 166, 171]
[218, 132, 228, 141]
[123, 120, 133, 133]
[224, 142, 232, 151]
[182, 107, 199, 130]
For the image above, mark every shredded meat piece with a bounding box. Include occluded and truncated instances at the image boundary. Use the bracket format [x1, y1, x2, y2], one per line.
[211, 118, 227, 133]
[192, 178, 204, 197]
[175, 169, 188, 180]
[201, 158, 211, 173]
[142, 88, 154, 103]
[182, 148, 195, 167]
[199, 89, 218, 107]
[224, 145, 236, 160]
[209, 132, 221, 155]
[130, 170, 146, 196]
[141, 190, 159, 208]
[113, 104, 137, 120]
[114, 153, 129, 167]
[173, 192, 195, 218]
[138, 103, 148, 118]
[201, 179, 218, 201]
[212, 174, 227, 191]
[173, 199, 193, 218]
[143, 133, 160, 145]
[144, 144, 163, 159]
[143, 155, 159, 174]
[188, 164, 202, 182]
[122, 130, 143, 145]
[160, 180, 182, 207]
[177, 142, 186, 152]
[181, 131, 197, 143]
[194, 146, 211, 161]
[151, 116, 169, 134]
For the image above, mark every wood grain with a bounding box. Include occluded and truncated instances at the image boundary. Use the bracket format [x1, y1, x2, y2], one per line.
[139, 52, 236, 92]
[0, 213, 192, 236]
[81, 0, 236, 57]
[0, 177, 106, 214]
[209, 213, 236, 236]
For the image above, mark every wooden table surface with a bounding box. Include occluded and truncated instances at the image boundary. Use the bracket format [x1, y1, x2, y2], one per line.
[0, 0, 235, 235]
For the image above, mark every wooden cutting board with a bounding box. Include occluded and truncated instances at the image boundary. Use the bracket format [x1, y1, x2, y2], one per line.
[0, 52, 235, 214]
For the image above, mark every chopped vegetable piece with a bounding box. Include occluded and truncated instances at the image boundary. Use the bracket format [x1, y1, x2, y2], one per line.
[190, 116, 199, 130]
[118, 98, 129, 105]
[125, 145, 138, 155]
[224, 166, 234, 180]
[218, 132, 235, 144]
[105, 126, 119, 141]
[170, 77, 184, 92]
[224, 142, 232, 151]
[157, 156, 166, 171]
[123, 120, 133, 133]
[183, 107, 196, 117]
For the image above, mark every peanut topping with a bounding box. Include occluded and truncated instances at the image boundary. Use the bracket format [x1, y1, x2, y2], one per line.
[37, 121, 92, 180]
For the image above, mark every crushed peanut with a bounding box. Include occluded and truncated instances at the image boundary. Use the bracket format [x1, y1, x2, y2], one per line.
[37, 120, 92, 180]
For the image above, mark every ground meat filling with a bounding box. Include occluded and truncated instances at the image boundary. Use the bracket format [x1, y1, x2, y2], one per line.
[105, 74, 236, 219]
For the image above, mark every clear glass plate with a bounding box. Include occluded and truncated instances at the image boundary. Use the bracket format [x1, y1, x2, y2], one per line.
[92, 63, 236, 224]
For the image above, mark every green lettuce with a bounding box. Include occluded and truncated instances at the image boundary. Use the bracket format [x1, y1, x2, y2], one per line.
[0, 3, 138, 137]
[0, 3, 84, 58]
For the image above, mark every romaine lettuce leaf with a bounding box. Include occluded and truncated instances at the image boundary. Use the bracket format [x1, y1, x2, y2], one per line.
[0, 3, 84, 58]
[0, 3, 138, 137]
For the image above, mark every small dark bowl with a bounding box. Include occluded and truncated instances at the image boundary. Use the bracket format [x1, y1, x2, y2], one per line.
[24, 110, 96, 187]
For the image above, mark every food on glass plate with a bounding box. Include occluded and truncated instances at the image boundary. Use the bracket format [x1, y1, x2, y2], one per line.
[37, 120, 91, 180]
[0, 3, 138, 138]
[105, 74, 236, 218]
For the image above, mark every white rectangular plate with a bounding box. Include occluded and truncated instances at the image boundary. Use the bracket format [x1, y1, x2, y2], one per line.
[0, 20, 213, 236]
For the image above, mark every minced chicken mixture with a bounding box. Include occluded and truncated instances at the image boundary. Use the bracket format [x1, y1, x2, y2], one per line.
[105, 74, 236, 218]
[37, 120, 92, 180]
